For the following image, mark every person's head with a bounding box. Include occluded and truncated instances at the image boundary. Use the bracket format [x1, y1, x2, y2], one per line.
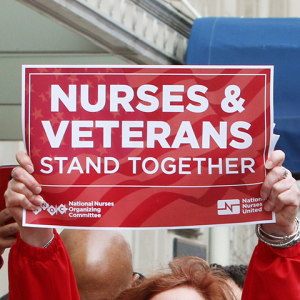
[210, 264, 248, 300]
[221, 265, 248, 289]
[115, 256, 237, 300]
[60, 229, 137, 300]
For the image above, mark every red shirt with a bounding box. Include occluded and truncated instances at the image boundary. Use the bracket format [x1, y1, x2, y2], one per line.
[8, 232, 300, 300]
[8, 230, 80, 300]
[0, 256, 3, 269]
[242, 240, 300, 300]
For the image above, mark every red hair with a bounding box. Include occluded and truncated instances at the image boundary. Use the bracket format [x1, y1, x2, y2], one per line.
[116, 256, 236, 300]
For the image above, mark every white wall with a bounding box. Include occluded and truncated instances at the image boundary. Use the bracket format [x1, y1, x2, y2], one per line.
[173, 0, 300, 18]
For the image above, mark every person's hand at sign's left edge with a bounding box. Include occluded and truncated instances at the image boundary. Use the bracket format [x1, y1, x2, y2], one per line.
[4, 150, 53, 247]
[260, 150, 300, 237]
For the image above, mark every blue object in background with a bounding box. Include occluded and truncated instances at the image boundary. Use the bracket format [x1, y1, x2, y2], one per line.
[186, 17, 300, 173]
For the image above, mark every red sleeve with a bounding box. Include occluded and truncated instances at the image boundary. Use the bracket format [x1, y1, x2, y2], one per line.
[0, 256, 3, 269]
[8, 229, 80, 300]
[242, 240, 300, 300]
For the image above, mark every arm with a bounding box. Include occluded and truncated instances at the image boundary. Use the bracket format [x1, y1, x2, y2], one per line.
[5, 150, 80, 300]
[242, 240, 300, 300]
[0, 208, 19, 269]
[9, 229, 80, 300]
[242, 150, 300, 300]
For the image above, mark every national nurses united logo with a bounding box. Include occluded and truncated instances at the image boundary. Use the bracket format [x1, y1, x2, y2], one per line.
[217, 199, 240, 215]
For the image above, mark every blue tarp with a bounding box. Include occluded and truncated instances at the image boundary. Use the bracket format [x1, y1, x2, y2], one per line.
[186, 17, 300, 173]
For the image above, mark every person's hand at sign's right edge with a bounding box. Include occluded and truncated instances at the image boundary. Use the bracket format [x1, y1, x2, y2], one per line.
[4, 150, 80, 300]
[261, 150, 300, 236]
[242, 150, 300, 300]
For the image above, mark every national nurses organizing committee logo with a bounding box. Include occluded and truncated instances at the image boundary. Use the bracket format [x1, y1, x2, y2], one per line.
[217, 199, 240, 215]
[33, 201, 68, 216]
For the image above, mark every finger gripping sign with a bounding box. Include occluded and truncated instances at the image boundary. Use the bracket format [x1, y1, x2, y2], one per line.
[22, 65, 274, 228]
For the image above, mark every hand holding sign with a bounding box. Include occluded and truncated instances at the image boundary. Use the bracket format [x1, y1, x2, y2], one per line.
[4, 150, 53, 247]
[261, 150, 300, 237]
[5, 149, 299, 241]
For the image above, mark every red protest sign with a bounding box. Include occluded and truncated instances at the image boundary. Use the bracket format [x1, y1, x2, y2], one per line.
[22, 65, 274, 228]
